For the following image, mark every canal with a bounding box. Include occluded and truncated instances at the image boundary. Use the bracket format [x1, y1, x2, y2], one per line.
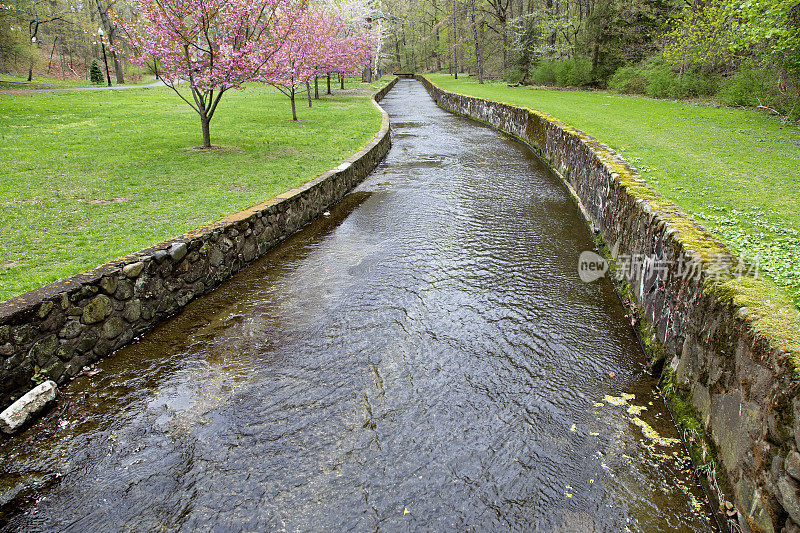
[0, 79, 714, 531]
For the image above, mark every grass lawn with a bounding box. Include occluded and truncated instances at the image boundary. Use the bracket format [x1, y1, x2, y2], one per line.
[0, 77, 387, 302]
[427, 74, 800, 308]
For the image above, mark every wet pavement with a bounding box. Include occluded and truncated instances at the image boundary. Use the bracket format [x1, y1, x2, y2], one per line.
[0, 79, 714, 531]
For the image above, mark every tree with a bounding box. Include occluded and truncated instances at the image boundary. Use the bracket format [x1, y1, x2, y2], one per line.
[263, 9, 326, 120]
[95, 0, 125, 84]
[2, 0, 73, 81]
[89, 57, 104, 82]
[663, 0, 733, 72]
[469, 0, 483, 82]
[263, 6, 373, 119]
[115, 0, 303, 148]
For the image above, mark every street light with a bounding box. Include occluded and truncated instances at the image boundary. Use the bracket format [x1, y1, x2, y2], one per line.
[98, 26, 111, 87]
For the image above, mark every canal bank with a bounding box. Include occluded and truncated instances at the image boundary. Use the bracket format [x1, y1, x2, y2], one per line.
[1, 79, 713, 531]
[0, 80, 397, 408]
[417, 75, 799, 533]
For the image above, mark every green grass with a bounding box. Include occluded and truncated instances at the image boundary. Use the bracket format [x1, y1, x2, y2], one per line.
[427, 74, 800, 308]
[0, 77, 387, 301]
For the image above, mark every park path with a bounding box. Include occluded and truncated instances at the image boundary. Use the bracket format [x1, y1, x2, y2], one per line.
[0, 79, 166, 94]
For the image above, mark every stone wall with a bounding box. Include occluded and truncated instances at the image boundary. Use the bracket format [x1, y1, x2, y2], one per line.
[418, 75, 800, 533]
[0, 78, 397, 409]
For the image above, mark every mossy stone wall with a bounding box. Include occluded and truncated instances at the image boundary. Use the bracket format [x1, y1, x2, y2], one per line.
[0, 78, 397, 409]
[418, 75, 798, 533]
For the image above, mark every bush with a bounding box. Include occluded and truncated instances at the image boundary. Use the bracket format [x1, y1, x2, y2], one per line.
[89, 58, 104, 85]
[504, 67, 527, 84]
[718, 68, 765, 107]
[609, 56, 718, 99]
[608, 65, 647, 94]
[531, 59, 594, 87]
[531, 61, 556, 85]
[644, 67, 677, 98]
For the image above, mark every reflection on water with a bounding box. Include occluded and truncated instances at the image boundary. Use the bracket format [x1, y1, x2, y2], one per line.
[0, 80, 714, 532]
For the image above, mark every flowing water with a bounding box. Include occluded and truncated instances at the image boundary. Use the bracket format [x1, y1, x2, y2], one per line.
[0, 80, 715, 531]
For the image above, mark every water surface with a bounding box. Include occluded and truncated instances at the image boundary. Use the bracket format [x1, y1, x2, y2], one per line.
[0, 80, 713, 531]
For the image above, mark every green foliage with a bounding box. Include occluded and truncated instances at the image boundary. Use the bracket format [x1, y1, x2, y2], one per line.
[608, 56, 719, 98]
[530, 59, 594, 87]
[504, 67, 527, 84]
[31, 365, 45, 384]
[727, 0, 800, 76]
[89, 58, 104, 85]
[608, 65, 647, 93]
[663, 0, 733, 70]
[716, 63, 800, 119]
[718, 67, 765, 107]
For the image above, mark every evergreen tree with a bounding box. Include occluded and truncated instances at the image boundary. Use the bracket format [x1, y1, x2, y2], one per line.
[89, 58, 104, 84]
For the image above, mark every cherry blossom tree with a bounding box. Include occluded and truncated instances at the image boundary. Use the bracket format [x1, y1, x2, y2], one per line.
[115, 0, 303, 148]
[261, 9, 320, 120]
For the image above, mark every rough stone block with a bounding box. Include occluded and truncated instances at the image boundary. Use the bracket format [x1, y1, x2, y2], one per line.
[82, 295, 112, 324]
[0, 380, 57, 434]
[786, 452, 800, 482]
[99, 276, 118, 295]
[28, 335, 59, 366]
[59, 319, 83, 340]
[169, 242, 188, 262]
[102, 316, 125, 339]
[123, 261, 145, 278]
[779, 476, 800, 525]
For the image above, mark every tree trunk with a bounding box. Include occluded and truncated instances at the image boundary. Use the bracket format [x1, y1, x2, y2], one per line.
[290, 88, 297, 121]
[470, 0, 484, 83]
[306, 81, 312, 107]
[452, 0, 458, 79]
[200, 115, 211, 148]
[112, 49, 124, 84]
[340, 73, 344, 90]
[502, 22, 508, 71]
[314, 76, 319, 99]
[47, 37, 58, 75]
[327, 73, 331, 94]
[433, 0, 440, 70]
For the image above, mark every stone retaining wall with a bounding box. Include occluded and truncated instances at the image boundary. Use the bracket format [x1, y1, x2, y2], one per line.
[0, 78, 397, 409]
[418, 75, 800, 533]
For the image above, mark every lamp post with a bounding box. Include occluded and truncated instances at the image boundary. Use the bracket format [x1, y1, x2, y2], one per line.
[98, 27, 111, 87]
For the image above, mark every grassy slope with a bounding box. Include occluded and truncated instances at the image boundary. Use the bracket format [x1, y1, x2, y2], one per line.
[428, 74, 800, 308]
[0, 79, 386, 301]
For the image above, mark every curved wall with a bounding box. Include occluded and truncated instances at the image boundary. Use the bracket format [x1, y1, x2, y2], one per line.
[418, 75, 799, 533]
[0, 78, 397, 408]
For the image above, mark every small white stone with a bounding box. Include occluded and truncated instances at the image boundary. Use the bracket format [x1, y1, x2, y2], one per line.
[0, 380, 57, 434]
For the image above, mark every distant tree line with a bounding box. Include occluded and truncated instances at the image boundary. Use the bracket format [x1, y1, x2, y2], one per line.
[383, 0, 800, 119]
[0, 0, 137, 82]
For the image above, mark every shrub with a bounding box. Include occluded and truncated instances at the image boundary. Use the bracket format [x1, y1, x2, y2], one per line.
[718, 68, 765, 107]
[90, 58, 104, 85]
[504, 67, 527, 84]
[530, 60, 556, 85]
[608, 65, 647, 94]
[644, 67, 678, 98]
[609, 56, 719, 99]
[531, 59, 594, 87]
